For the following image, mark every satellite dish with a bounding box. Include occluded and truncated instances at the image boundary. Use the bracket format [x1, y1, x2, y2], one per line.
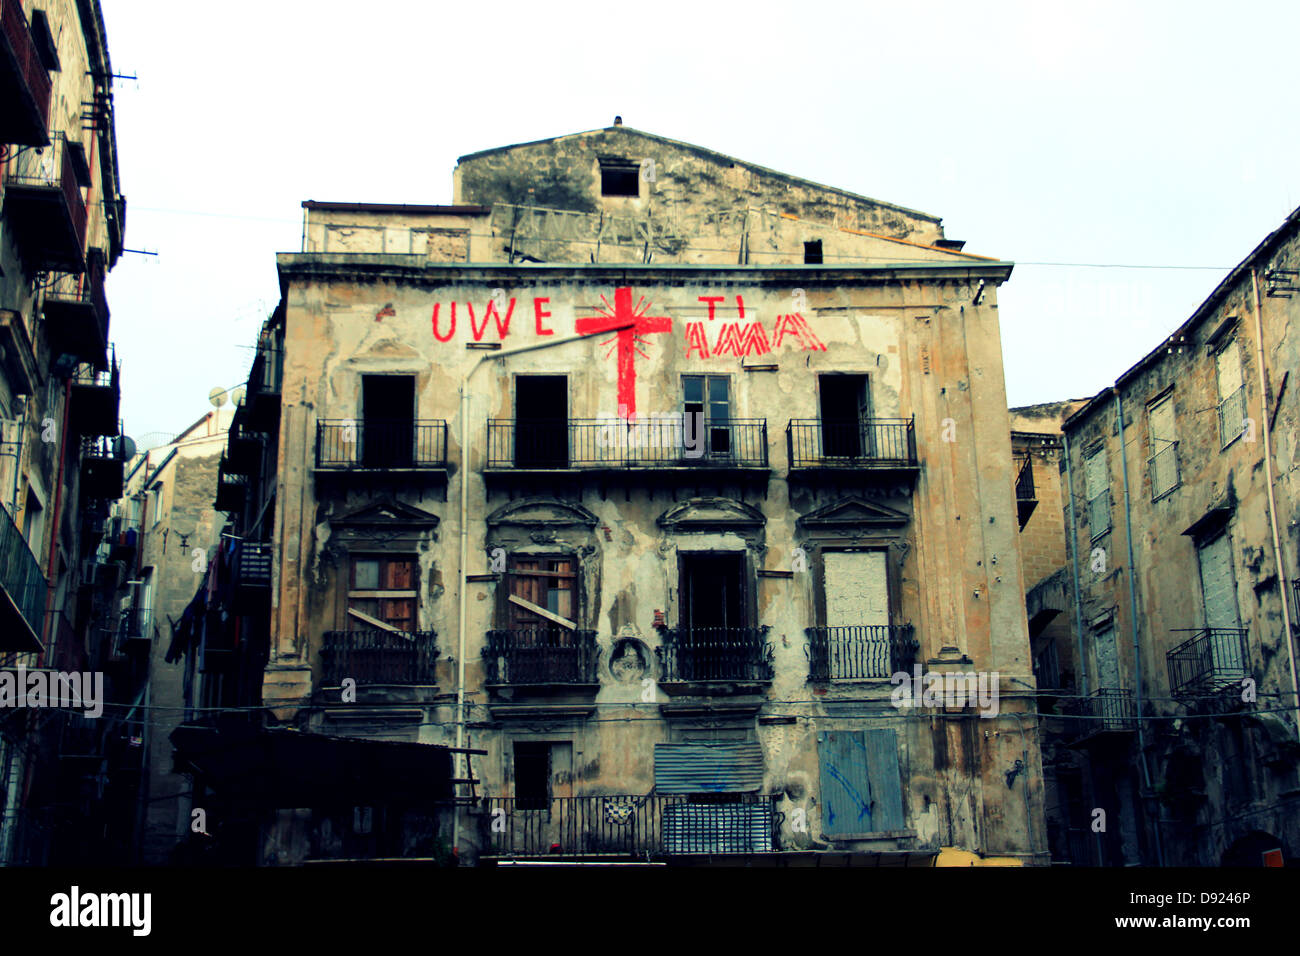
[114, 435, 137, 460]
[230, 386, 246, 407]
[209, 386, 227, 408]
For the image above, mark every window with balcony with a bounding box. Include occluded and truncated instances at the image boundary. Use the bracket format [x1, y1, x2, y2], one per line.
[1147, 391, 1179, 499]
[1084, 447, 1110, 539]
[361, 375, 415, 468]
[484, 556, 598, 686]
[347, 556, 416, 632]
[807, 549, 915, 680]
[818, 374, 870, 458]
[1215, 339, 1246, 448]
[514, 375, 568, 468]
[658, 552, 770, 682]
[512, 740, 572, 811]
[682, 374, 731, 457]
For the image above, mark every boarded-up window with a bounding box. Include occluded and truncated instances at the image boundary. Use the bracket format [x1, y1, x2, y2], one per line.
[1148, 393, 1178, 499]
[1084, 448, 1110, 538]
[1215, 341, 1246, 446]
[507, 557, 575, 629]
[817, 729, 905, 836]
[1094, 623, 1120, 691]
[1197, 534, 1240, 631]
[348, 556, 417, 631]
[825, 551, 889, 627]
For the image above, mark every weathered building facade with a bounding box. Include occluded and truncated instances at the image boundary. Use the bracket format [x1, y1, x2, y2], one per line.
[1060, 206, 1300, 866]
[177, 124, 1047, 865]
[0, 0, 127, 864]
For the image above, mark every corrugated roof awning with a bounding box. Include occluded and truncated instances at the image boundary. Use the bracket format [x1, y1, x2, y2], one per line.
[654, 742, 764, 794]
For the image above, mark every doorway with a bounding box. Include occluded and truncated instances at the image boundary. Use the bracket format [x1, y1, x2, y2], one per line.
[515, 375, 568, 467]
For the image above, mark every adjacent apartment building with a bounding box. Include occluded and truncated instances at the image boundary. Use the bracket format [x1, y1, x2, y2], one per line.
[0, 0, 128, 864]
[172, 122, 1048, 866]
[1059, 206, 1300, 866]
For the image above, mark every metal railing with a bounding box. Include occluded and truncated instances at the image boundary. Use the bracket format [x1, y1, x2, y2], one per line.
[1014, 454, 1035, 501]
[483, 628, 600, 684]
[43, 249, 109, 339]
[0, 501, 47, 643]
[486, 418, 769, 469]
[482, 793, 780, 857]
[1070, 687, 1138, 733]
[320, 629, 439, 685]
[316, 420, 448, 469]
[3, 132, 87, 256]
[805, 624, 918, 681]
[1, 0, 53, 144]
[1148, 440, 1179, 499]
[1217, 386, 1246, 447]
[786, 418, 917, 469]
[1167, 627, 1250, 698]
[656, 627, 773, 682]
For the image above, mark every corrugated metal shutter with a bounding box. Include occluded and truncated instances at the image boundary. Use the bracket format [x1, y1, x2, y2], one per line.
[653, 742, 763, 793]
[818, 729, 904, 836]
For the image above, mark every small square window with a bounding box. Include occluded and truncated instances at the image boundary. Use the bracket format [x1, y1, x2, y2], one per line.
[600, 161, 640, 197]
[804, 240, 823, 264]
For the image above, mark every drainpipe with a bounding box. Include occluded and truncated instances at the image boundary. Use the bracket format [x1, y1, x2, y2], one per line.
[1113, 387, 1164, 866]
[1062, 431, 1089, 696]
[1250, 268, 1298, 735]
[451, 323, 632, 855]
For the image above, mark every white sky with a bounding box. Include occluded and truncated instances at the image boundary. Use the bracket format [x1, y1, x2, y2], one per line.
[99, 0, 1300, 440]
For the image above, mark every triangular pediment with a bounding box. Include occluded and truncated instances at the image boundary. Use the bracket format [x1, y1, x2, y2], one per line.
[486, 497, 598, 528]
[332, 499, 440, 529]
[658, 497, 766, 531]
[798, 496, 909, 529]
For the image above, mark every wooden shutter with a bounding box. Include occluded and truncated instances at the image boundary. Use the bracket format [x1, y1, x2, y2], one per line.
[818, 729, 905, 837]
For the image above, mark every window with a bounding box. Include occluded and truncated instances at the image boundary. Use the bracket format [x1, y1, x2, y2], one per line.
[514, 375, 568, 467]
[599, 159, 640, 197]
[506, 557, 575, 630]
[680, 553, 746, 632]
[22, 488, 43, 556]
[150, 484, 164, 526]
[1147, 392, 1179, 499]
[362, 375, 415, 468]
[347, 556, 417, 632]
[1093, 623, 1119, 691]
[1215, 340, 1246, 447]
[803, 240, 823, 264]
[682, 375, 731, 456]
[1197, 533, 1241, 632]
[821, 550, 891, 679]
[1084, 447, 1110, 538]
[512, 741, 572, 810]
[818, 374, 871, 458]
[817, 729, 905, 836]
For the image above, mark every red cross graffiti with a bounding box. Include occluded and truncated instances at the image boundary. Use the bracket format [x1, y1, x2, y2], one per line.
[575, 287, 671, 417]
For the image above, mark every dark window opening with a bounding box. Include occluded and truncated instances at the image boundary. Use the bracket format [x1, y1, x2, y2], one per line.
[819, 374, 870, 458]
[804, 240, 823, 264]
[600, 161, 640, 197]
[514, 742, 551, 810]
[680, 553, 746, 631]
[683, 375, 731, 456]
[362, 375, 415, 467]
[514, 375, 569, 467]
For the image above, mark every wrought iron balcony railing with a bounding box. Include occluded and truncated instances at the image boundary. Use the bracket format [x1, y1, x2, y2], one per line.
[486, 418, 769, 469]
[43, 248, 110, 367]
[1, 0, 53, 145]
[0, 499, 47, 651]
[2, 131, 87, 272]
[482, 793, 780, 857]
[805, 624, 918, 681]
[1068, 687, 1138, 734]
[316, 419, 448, 470]
[483, 628, 600, 685]
[656, 627, 773, 683]
[786, 418, 917, 470]
[320, 629, 439, 686]
[1167, 627, 1250, 699]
